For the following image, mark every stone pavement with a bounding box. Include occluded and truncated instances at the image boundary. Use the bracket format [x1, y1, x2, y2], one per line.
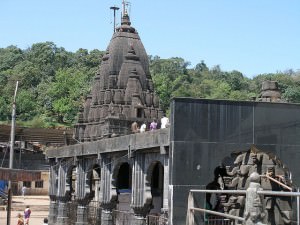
[0, 195, 49, 225]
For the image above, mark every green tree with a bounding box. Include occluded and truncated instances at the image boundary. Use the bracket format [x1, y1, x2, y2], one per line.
[42, 68, 92, 123]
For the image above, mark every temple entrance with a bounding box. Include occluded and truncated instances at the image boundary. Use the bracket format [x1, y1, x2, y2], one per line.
[116, 162, 132, 211]
[149, 161, 164, 214]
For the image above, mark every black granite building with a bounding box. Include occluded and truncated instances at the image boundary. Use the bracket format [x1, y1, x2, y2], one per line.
[46, 3, 300, 225]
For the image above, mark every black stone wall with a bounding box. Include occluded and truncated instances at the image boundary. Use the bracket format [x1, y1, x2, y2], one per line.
[170, 98, 300, 225]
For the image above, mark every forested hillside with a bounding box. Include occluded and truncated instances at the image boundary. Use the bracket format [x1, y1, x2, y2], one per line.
[1, 42, 299, 127]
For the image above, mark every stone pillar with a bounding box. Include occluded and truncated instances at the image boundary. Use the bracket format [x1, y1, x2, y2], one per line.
[48, 200, 58, 225]
[75, 158, 91, 225]
[132, 214, 146, 225]
[100, 156, 117, 225]
[48, 160, 58, 225]
[56, 160, 70, 225]
[101, 209, 113, 225]
[76, 205, 88, 225]
[162, 151, 169, 215]
[131, 153, 151, 225]
[56, 201, 69, 225]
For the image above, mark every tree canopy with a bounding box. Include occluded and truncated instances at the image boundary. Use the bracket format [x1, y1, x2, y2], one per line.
[0, 42, 299, 127]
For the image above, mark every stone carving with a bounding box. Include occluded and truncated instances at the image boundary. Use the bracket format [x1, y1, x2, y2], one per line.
[206, 145, 293, 225]
[244, 172, 266, 225]
[257, 81, 286, 103]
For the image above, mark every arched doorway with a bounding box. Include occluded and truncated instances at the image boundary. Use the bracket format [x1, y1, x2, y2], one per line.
[88, 164, 101, 201]
[115, 162, 132, 211]
[149, 161, 164, 214]
[66, 165, 77, 225]
[66, 165, 77, 201]
[87, 164, 101, 225]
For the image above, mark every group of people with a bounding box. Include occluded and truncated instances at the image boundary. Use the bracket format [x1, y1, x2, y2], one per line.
[17, 205, 48, 225]
[131, 115, 170, 133]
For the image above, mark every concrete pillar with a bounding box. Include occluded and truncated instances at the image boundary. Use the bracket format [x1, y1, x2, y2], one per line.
[56, 201, 69, 225]
[76, 204, 89, 225]
[48, 200, 58, 225]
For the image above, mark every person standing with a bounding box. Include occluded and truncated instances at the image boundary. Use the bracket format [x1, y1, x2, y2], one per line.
[161, 115, 169, 129]
[22, 186, 26, 199]
[17, 213, 24, 225]
[24, 205, 31, 225]
[150, 119, 157, 131]
[131, 121, 139, 133]
[140, 122, 147, 133]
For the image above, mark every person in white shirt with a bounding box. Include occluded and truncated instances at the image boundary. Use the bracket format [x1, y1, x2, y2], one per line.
[140, 122, 147, 133]
[22, 186, 26, 199]
[161, 115, 169, 129]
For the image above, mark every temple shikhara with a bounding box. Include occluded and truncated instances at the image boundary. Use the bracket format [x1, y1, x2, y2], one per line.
[74, 4, 162, 142]
[46, 1, 300, 225]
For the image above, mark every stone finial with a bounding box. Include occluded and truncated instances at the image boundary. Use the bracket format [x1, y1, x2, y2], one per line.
[258, 81, 283, 103]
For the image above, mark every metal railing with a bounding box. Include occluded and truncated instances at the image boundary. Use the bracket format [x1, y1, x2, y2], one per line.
[112, 209, 168, 225]
[186, 188, 300, 225]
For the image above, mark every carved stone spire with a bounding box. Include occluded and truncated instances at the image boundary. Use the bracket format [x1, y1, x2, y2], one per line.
[74, 4, 163, 141]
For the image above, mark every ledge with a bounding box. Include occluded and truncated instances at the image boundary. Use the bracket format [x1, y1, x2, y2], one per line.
[46, 128, 170, 159]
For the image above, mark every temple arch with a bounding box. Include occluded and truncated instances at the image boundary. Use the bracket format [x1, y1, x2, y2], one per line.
[86, 164, 101, 201]
[112, 161, 132, 211]
[147, 161, 164, 214]
[66, 165, 77, 201]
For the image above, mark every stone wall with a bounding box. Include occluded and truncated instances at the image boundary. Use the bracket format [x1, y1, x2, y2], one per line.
[169, 98, 300, 225]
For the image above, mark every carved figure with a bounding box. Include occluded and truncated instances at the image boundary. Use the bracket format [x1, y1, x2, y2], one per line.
[208, 146, 293, 225]
[244, 172, 266, 225]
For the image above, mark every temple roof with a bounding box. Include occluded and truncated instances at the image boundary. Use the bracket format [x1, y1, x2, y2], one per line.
[74, 8, 162, 141]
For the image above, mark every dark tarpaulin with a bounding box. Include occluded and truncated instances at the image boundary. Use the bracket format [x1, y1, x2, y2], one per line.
[0, 168, 41, 181]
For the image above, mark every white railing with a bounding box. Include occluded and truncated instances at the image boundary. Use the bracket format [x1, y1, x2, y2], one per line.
[186, 188, 300, 225]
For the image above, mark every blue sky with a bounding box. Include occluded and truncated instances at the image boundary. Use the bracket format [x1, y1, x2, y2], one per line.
[0, 0, 299, 77]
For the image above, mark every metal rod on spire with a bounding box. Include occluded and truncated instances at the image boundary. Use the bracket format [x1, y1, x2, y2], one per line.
[110, 6, 120, 33]
[122, 0, 126, 16]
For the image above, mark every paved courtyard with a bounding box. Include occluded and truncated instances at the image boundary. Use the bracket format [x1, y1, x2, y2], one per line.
[0, 195, 49, 225]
